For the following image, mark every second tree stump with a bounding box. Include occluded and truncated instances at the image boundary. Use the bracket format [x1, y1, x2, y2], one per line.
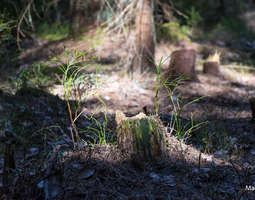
[203, 61, 220, 76]
[164, 49, 197, 81]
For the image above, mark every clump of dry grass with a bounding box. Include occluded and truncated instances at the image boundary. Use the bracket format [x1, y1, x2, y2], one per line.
[206, 50, 221, 63]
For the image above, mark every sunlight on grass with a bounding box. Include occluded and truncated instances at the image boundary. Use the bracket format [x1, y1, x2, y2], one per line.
[36, 22, 69, 41]
[156, 22, 191, 42]
[81, 27, 104, 50]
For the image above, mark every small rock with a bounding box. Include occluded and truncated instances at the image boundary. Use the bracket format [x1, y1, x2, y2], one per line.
[226, 52, 240, 60]
[201, 167, 211, 173]
[79, 169, 95, 180]
[105, 96, 111, 100]
[162, 175, 176, 187]
[216, 40, 226, 47]
[250, 150, 255, 155]
[67, 126, 73, 131]
[229, 136, 238, 143]
[37, 180, 44, 189]
[203, 155, 212, 162]
[71, 161, 84, 170]
[26, 147, 39, 159]
[193, 168, 199, 174]
[80, 120, 91, 127]
[248, 90, 255, 95]
[45, 116, 51, 122]
[30, 147, 39, 153]
[149, 172, 160, 182]
[48, 140, 67, 147]
[243, 162, 250, 168]
[214, 150, 228, 158]
[47, 107, 53, 113]
[22, 121, 33, 127]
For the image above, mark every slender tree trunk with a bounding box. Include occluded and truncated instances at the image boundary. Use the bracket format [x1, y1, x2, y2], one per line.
[132, 0, 156, 73]
[70, 0, 82, 37]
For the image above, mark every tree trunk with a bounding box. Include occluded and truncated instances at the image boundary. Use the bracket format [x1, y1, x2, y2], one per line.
[132, 0, 156, 73]
[70, 0, 83, 37]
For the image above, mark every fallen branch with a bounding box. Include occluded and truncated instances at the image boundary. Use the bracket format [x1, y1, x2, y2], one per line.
[16, 0, 34, 50]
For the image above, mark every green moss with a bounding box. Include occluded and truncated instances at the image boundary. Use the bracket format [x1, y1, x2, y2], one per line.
[117, 115, 165, 160]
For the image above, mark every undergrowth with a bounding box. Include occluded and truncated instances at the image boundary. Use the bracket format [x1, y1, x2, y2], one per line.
[154, 58, 207, 144]
[14, 64, 61, 90]
[56, 49, 111, 147]
[36, 22, 69, 41]
[156, 22, 191, 42]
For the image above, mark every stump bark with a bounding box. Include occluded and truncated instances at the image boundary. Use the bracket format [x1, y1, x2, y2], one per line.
[203, 61, 220, 75]
[164, 49, 197, 81]
[115, 110, 167, 160]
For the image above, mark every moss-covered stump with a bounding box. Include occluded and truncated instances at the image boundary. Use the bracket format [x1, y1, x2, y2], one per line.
[115, 110, 167, 161]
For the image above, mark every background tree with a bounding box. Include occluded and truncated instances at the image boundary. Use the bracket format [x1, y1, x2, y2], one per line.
[132, 0, 156, 73]
[70, 0, 83, 37]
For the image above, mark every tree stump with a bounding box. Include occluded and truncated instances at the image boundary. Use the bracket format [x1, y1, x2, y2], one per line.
[249, 98, 255, 119]
[203, 61, 220, 75]
[164, 49, 197, 81]
[115, 110, 167, 161]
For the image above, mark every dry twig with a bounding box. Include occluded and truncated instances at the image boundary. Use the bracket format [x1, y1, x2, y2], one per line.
[16, 0, 34, 50]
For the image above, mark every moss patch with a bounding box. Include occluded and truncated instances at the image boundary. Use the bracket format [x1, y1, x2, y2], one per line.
[116, 111, 166, 160]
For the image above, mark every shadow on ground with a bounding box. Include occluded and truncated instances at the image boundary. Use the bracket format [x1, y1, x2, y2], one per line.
[0, 87, 255, 199]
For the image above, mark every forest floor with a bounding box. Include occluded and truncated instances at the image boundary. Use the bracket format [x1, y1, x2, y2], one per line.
[1, 27, 255, 199]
